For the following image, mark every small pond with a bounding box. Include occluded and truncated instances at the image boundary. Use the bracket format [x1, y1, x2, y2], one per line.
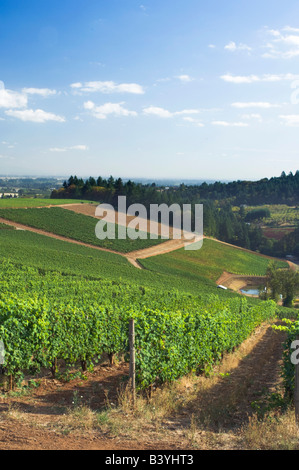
[240, 286, 264, 296]
[240, 288, 260, 296]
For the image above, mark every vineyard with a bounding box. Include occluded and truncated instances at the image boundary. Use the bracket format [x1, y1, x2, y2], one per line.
[243, 204, 299, 227]
[0, 228, 226, 296]
[0, 203, 296, 450]
[0, 258, 283, 390]
[0, 207, 165, 253]
[142, 238, 288, 281]
[0, 224, 284, 298]
[0, 198, 93, 208]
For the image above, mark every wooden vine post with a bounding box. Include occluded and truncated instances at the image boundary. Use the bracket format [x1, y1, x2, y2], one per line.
[129, 318, 136, 406]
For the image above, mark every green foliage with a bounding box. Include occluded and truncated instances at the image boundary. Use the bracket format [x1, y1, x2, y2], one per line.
[0, 198, 92, 208]
[133, 299, 276, 388]
[0, 226, 280, 301]
[251, 391, 288, 419]
[0, 260, 277, 389]
[245, 208, 271, 222]
[0, 207, 165, 253]
[142, 238, 288, 281]
[265, 262, 299, 307]
[245, 204, 299, 227]
[273, 318, 299, 399]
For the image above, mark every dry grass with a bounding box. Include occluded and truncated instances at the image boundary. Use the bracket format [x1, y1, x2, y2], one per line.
[2, 368, 299, 450]
[1, 403, 24, 422]
[59, 405, 97, 432]
[242, 410, 299, 450]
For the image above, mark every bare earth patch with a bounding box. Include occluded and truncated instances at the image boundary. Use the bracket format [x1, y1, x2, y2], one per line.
[216, 271, 266, 295]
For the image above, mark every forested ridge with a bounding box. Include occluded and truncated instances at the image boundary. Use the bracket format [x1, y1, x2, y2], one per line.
[51, 170, 299, 206]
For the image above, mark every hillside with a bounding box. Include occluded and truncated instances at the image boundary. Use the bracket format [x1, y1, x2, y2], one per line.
[0, 206, 166, 253]
[140, 238, 287, 282]
[0, 199, 296, 451]
[0, 201, 289, 298]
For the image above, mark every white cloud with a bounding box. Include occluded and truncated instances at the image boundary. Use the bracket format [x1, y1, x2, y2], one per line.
[231, 102, 281, 109]
[224, 41, 252, 52]
[143, 106, 200, 118]
[223, 27, 299, 60]
[176, 74, 194, 82]
[83, 100, 95, 110]
[175, 109, 200, 115]
[283, 26, 299, 33]
[1, 140, 16, 148]
[5, 108, 65, 123]
[71, 80, 144, 95]
[70, 82, 82, 89]
[50, 145, 89, 152]
[84, 101, 137, 119]
[221, 73, 299, 83]
[71, 145, 89, 150]
[182, 116, 204, 127]
[22, 87, 57, 97]
[221, 74, 260, 84]
[241, 113, 263, 122]
[279, 114, 299, 126]
[143, 106, 173, 118]
[0, 81, 27, 109]
[49, 147, 67, 152]
[0, 81, 65, 124]
[183, 117, 196, 122]
[262, 27, 299, 59]
[225, 41, 237, 51]
[212, 121, 249, 127]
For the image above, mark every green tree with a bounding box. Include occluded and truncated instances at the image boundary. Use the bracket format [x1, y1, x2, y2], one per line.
[265, 261, 282, 302]
[280, 270, 299, 308]
[265, 262, 299, 307]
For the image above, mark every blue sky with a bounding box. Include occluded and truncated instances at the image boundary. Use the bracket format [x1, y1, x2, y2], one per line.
[1, 0, 299, 181]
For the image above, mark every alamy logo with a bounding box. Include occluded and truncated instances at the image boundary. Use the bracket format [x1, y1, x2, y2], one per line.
[291, 340, 299, 365]
[95, 196, 203, 251]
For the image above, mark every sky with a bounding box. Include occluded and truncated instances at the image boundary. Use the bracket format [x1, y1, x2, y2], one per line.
[1, 0, 299, 182]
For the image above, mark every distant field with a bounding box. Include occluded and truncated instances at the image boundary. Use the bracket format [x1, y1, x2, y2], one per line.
[237, 204, 299, 242]
[243, 204, 299, 227]
[0, 198, 96, 208]
[262, 227, 295, 241]
[140, 238, 288, 282]
[0, 206, 166, 253]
